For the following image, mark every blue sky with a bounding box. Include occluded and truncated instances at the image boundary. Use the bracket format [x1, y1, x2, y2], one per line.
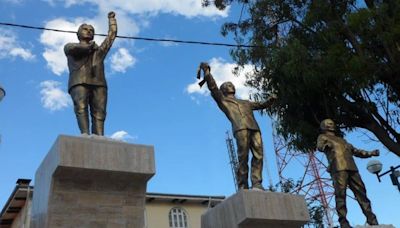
[0, 0, 398, 226]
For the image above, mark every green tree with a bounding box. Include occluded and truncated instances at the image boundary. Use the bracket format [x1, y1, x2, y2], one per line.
[273, 178, 326, 227]
[205, 0, 400, 156]
[307, 201, 326, 228]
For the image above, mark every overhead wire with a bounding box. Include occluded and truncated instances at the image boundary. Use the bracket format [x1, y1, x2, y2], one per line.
[233, 2, 246, 42]
[0, 22, 259, 48]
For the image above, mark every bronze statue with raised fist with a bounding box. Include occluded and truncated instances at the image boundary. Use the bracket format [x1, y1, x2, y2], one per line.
[64, 12, 117, 136]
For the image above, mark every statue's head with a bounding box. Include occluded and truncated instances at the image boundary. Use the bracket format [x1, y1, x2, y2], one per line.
[320, 119, 336, 132]
[220, 82, 236, 96]
[77, 23, 95, 41]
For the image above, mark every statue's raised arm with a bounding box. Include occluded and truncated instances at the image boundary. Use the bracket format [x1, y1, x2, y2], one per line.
[97, 11, 117, 55]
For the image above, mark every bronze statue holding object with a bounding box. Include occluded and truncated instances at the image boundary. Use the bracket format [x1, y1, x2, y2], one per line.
[198, 62, 275, 191]
[317, 119, 379, 228]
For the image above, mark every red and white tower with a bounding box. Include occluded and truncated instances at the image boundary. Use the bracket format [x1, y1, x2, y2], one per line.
[272, 120, 337, 227]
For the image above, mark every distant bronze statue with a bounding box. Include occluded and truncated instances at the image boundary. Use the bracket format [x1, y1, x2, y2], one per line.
[317, 119, 379, 228]
[198, 62, 275, 191]
[64, 12, 117, 136]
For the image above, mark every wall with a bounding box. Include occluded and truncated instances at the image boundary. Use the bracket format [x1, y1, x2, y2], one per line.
[11, 198, 31, 228]
[145, 201, 210, 228]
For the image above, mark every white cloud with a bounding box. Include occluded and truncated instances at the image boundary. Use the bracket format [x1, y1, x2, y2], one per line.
[45, 0, 228, 18]
[40, 13, 139, 76]
[0, 29, 35, 61]
[159, 41, 177, 47]
[42, 0, 82, 6]
[159, 36, 179, 47]
[1, 0, 24, 4]
[40, 18, 85, 75]
[40, 0, 226, 76]
[110, 130, 137, 142]
[110, 48, 136, 73]
[120, 0, 227, 18]
[40, 80, 72, 111]
[9, 47, 35, 60]
[186, 58, 255, 100]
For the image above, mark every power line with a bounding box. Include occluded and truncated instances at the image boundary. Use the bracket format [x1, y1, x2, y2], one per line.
[0, 22, 257, 48]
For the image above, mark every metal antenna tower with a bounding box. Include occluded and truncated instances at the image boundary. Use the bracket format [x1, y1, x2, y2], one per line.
[272, 120, 337, 227]
[226, 131, 239, 191]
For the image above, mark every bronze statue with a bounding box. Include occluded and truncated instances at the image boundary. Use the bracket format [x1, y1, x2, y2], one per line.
[317, 119, 379, 228]
[64, 12, 117, 136]
[198, 62, 275, 191]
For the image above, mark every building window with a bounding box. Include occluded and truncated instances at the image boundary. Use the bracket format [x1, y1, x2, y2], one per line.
[169, 207, 188, 228]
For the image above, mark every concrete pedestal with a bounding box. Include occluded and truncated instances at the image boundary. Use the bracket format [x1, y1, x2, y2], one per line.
[201, 190, 310, 228]
[30, 135, 155, 228]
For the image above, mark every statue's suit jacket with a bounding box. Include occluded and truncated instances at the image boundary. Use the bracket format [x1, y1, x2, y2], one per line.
[204, 73, 269, 133]
[64, 18, 117, 92]
[317, 133, 371, 173]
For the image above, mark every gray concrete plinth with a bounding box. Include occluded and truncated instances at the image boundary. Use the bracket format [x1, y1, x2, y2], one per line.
[30, 135, 155, 228]
[201, 190, 310, 228]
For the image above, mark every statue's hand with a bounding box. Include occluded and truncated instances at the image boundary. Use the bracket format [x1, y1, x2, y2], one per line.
[325, 141, 334, 150]
[108, 11, 116, 18]
[88, 41, 97, 50]
[370, 149, 380, 156]
[199, 62, 211, 74]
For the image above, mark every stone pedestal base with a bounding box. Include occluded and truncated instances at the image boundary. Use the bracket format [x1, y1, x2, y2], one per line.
[30, 135, 155, 228]
[201, 190, 310, 228]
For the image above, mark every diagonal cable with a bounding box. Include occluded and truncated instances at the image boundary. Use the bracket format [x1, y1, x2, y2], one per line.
[0, 22, 259, 48]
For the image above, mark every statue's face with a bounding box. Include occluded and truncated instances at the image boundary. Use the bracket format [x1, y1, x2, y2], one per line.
[321, 119, 335, 132]
[220, 82, 236, 96]
[77, 24, 94, 41]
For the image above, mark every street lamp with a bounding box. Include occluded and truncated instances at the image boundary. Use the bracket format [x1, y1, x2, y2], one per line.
[0, 84, 5, 102]
[367, 160, 400, 192]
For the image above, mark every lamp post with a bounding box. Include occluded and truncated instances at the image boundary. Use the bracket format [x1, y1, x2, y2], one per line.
[367, 160, 400, 192]
[0, 84, 5, 102]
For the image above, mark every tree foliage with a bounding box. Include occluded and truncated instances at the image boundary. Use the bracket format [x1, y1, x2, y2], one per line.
[272, 178, 325, 227]
[206, 0, 400, 156]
